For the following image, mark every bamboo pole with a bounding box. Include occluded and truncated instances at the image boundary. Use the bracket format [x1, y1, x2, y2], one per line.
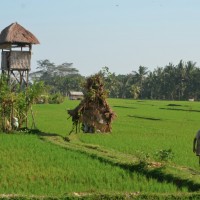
[199, 156, 200, 167]
[30, 106, 36, 129]
[25, 70, 29, 128]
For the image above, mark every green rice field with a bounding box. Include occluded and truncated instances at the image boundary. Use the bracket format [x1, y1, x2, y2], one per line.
[1, 98, 200, 197]
[33, 99, 200, 169]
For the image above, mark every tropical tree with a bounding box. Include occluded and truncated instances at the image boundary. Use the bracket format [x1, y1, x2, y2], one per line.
[163, 64, 176, 100]
[184, 61, 196, 99]
[132, 66, 148, 98]
[175, 60, 186, 100]
[117, 74, 134, 98]
[130, 84, 140, 99]
[99, 67, 120, 98]
[30, 59, 85, 96]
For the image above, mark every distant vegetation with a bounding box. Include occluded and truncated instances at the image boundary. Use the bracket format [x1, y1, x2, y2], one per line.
[30, 60, 85, 96]
[30, 59, 200, 101]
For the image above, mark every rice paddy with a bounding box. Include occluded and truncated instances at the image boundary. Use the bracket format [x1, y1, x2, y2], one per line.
[1, 98, 200, 197]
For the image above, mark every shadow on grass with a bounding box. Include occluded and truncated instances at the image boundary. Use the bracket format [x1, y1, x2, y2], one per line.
[160, 108, 200, 113]
[167, 104, 182, 107]
[56, 138, 200, 192]
[128, 115, 161, 121]
[19, 128, 61, 137]
[113, 106, 137, 109]
[88, 154, 200, 192]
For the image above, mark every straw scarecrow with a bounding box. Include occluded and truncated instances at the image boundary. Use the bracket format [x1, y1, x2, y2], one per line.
[68, 74, 116, 134]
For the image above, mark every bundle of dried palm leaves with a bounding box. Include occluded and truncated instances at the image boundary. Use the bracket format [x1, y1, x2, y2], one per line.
[68, 74, 116, 134]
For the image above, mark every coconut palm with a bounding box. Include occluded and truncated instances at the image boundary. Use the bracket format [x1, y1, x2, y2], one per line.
[132, 66, 148, 98]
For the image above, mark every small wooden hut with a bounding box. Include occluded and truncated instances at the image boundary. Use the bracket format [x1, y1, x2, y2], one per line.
[68, 74, 116, 133]
[69, 91, 84, 100]
[0, 22, 39, 47]
[0, 22, 39, 88]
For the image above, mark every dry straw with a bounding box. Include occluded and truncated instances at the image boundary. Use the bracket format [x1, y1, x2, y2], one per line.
[68, 74, 116, 133]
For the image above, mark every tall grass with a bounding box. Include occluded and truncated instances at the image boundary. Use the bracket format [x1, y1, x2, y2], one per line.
[0, 134, 184, 195]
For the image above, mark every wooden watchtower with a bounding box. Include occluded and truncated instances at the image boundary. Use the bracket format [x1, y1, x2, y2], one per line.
[0, 22, 39, 89]
[0, 22, 39, 130]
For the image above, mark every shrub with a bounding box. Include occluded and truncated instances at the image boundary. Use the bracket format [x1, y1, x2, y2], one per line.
[48, 93, 65, 104]
[35, 95, 49, 104]
[155, 149, 174, 162]
[0, 79, 45, 131]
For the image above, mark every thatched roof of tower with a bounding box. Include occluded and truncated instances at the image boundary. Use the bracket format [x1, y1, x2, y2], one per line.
[0, 22, 39, 48]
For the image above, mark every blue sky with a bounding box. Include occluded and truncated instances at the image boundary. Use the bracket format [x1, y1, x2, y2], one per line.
[0, 0, 200, 76]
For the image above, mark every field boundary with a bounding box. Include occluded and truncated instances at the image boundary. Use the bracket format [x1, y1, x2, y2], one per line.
[1, 192, 200, 200]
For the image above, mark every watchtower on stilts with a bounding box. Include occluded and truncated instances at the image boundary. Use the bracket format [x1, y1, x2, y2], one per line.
[0, 22, 39, 131]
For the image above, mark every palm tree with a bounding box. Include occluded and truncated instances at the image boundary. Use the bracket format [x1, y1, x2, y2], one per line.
[117, 74, 133, 98]
[163, 63, 176, 100]
[132, 66, 148, 98]
[175, 60, 186, 100]
[184, 61, 196, 99]
[131, 84, 141, 99]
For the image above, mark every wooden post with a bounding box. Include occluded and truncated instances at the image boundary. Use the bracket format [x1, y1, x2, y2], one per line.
[30, 106, 36, 129]
[25, 70, 29, 128]
[199, 156, 200, 167]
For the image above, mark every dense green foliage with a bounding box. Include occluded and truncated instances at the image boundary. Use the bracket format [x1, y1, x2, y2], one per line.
[100, 61, 200, 100]
[0, 78, 44, 130]
[30, 60, 200, 101]
[48, 93, 65, 104]
[30, 60, 85, 96]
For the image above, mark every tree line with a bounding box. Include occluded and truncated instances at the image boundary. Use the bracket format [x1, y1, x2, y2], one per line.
[30, 59, 200, 100]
